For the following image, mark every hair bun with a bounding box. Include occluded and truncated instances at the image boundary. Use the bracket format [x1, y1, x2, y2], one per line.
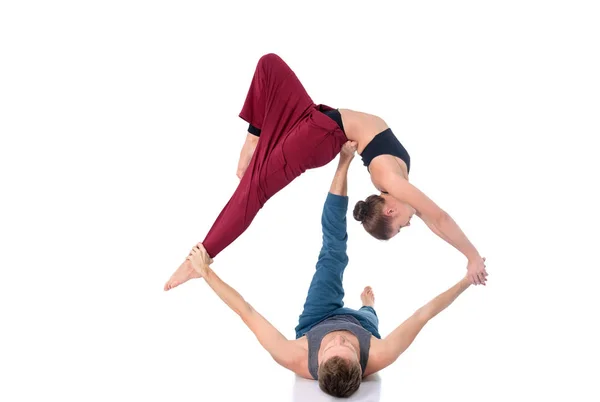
[353, 200, 368, 222]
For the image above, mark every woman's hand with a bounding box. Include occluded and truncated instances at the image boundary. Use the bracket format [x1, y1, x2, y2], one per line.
[187, 243, 213, 278]
[467, 256, 488, 286]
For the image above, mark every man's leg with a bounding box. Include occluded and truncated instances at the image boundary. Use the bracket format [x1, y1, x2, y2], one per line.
[358, 286, 380, 336]
[358, 306, 379, 329]
[295, 192, 350, 338]
[331, 287, 381, 339]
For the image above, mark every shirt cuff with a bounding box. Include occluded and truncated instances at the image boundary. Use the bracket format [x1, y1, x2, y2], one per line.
[326, 192, 349, 209]
[248, 124, 261, 136]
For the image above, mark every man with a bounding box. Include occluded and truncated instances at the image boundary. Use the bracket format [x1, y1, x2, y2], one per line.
[185, 141, 482, 398]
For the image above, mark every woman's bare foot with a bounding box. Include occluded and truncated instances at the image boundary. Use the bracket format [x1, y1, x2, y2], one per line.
[163, 259, 201, 291]
[360, 286, 375, 307]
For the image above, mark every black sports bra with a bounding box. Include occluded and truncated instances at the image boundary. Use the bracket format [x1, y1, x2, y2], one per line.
[317, 108, 410, 173]
[360, 128, 411, 173]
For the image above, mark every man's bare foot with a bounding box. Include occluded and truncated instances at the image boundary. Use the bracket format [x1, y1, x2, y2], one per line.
[360, 286, 375, 307]
[163, 259, 201, 291]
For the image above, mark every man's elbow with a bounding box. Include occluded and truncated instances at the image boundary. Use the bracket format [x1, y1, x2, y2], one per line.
[414, 307, 433, 323]
[239, 302, 255, 322]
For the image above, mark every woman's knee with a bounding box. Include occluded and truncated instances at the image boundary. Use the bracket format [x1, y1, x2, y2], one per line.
[258, 53, 283, 67]
[257, 53, 291, 76]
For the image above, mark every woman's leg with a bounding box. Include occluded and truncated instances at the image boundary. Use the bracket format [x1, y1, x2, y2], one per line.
[165, 54, 327, 291]
[238, 53, 313, 143]
[201, 54, 315, 258]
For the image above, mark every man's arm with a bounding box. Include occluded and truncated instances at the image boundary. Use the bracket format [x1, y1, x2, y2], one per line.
[329, 141, 356, 196]
[318, 141, 357, 253]
[365, 276, 472, 375]
[202, 268, 305, 370]
[187, 245, 306, 373]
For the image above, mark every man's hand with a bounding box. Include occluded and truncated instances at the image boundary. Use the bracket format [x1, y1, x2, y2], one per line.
[187, 243, 213, 278]
[467, 256, 488, 286]
[339, 141, 357, 164]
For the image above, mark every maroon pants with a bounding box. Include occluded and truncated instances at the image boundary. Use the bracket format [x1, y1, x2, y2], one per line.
[202, 53, 347, 258]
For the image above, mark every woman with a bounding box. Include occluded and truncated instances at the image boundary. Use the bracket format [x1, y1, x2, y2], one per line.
[181, 149, 477, 397]
[164, 53, 486, 291]
[341, 107, 488, 285]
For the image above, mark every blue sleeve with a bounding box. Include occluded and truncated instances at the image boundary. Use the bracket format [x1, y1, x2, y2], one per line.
[316, 193, 349, 270]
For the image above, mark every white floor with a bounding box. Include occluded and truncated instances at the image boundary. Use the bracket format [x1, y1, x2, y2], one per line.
[1, 1, 599, 401]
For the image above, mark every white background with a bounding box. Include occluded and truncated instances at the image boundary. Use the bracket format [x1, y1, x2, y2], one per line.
[1, 1, 599, 401]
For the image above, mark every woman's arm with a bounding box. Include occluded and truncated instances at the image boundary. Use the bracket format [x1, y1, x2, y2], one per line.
[365, 276, 472, 375]
[372, 163, 487, 285]
[187, 245, 306, 372]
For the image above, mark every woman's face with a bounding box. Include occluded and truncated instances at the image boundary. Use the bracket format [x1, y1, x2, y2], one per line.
[382, 195, 416, 237]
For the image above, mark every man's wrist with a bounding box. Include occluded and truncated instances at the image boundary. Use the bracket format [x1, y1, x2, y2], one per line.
[337, 158, 352, 168]
[203, 266, 213, 280]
